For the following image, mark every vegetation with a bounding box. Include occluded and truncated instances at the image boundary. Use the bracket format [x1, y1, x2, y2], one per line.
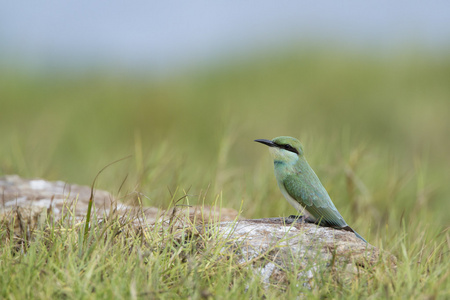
[1, 47, 449, 298]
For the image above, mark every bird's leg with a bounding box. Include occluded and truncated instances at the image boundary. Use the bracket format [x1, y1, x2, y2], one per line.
[284, 215, 302, 224]
[285, 215, 319, 225]
[283, 215, 302, 224]
[285, 215, 318, 224]
[287, 215, 304, 220]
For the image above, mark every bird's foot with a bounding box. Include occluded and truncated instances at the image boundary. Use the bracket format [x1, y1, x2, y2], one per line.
[286, 215, 318, 224]
[284, 216, 301, 224]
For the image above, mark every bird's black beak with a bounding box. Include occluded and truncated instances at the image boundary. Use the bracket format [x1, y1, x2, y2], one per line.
[254, 139, 276, 147]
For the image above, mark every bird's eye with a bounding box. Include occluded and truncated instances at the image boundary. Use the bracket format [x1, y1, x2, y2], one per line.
[282, 144, 299, 154]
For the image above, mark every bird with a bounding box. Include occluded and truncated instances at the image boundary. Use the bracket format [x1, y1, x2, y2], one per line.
[255, 136, 367, 243]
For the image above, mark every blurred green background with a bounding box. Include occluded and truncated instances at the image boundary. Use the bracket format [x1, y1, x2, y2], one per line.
[1, 48, 449, 243]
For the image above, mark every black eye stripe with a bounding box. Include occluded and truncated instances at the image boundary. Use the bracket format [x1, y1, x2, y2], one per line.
[277, 143, 299, 154]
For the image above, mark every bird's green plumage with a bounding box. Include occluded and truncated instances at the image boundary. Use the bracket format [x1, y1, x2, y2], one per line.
[256, 136, 367, 243]
[279, 167, 347, 228]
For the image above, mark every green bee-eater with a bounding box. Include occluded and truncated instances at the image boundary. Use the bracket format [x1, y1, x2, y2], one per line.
[255, 136, 367, 243]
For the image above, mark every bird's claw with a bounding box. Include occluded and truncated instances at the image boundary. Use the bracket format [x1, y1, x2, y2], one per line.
[284, 215, 305, 224]
[286, 215, 318, 224]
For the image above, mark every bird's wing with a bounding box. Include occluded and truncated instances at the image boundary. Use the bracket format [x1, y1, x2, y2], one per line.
[283, 173, 348, 228]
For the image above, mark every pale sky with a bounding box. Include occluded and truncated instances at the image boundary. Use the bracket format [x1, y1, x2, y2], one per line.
[1, 1, 449, 73]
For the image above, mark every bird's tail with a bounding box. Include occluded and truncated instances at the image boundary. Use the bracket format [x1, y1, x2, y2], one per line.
[352, 230, 368, 243]
[341, 226, 368, 243]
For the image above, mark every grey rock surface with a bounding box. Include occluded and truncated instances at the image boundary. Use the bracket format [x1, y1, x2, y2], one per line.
[0, 175, 238, 229]
[203, 218, 391, 286]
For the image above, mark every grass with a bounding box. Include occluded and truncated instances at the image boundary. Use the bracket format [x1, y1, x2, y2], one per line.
[1, 47, 450, 298]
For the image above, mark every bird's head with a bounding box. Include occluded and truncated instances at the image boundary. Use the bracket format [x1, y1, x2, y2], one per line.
[255, 136, 304, 163]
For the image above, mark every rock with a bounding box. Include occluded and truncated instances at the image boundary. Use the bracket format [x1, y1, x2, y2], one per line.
[0, 175, 395, 285]
[0, 174, 113, 217]
[0, 175, 239, 231]
[199, 218, 395, 286]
